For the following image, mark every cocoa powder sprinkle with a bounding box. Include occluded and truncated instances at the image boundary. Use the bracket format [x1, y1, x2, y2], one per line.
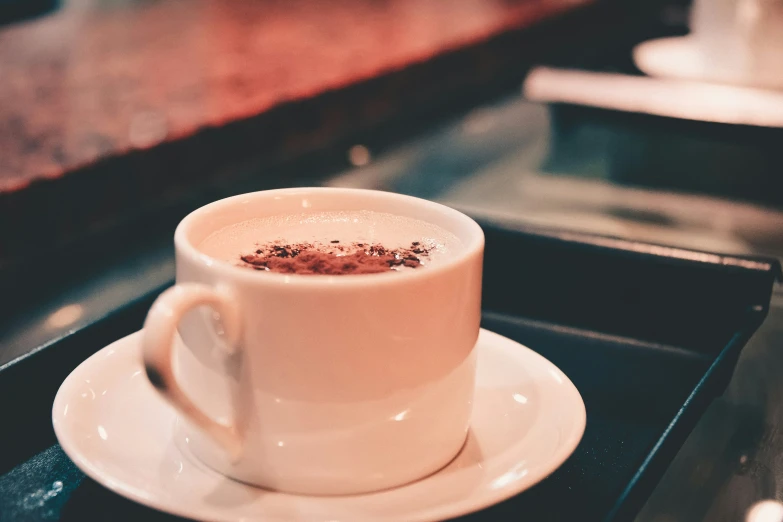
[238, 241, 432, 275]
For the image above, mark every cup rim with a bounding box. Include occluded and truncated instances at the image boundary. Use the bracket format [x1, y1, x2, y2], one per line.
[174, 187, 484, 287]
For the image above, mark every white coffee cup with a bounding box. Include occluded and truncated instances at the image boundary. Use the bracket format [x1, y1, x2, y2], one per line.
[690, 0, 783, 88]
[142, 188, 484, 495]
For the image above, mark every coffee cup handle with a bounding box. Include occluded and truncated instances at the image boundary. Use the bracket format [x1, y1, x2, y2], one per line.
[142, 283, 243, 459]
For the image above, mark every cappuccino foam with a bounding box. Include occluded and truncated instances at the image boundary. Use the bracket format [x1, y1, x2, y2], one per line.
[198, 210, 461, 274]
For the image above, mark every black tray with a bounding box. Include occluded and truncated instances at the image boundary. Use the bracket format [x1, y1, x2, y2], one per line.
[0, 221, 779, 522]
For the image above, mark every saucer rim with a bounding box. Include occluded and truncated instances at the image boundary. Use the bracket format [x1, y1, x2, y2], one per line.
[633, 36, 783, 89]
[53, 329, 586, 522]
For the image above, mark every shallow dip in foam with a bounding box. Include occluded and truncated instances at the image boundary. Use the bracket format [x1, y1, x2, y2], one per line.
[197, 210, 462, 275]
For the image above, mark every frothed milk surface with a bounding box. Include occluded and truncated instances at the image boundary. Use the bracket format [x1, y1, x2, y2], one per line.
[198, 210, 462, 274]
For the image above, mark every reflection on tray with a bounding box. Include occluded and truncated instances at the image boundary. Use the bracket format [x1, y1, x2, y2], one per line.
[328, 98, 783, 261]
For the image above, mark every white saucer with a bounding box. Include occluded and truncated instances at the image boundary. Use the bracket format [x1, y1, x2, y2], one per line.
[53, 329, 585, 522]
[633, 36, 783, 90]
